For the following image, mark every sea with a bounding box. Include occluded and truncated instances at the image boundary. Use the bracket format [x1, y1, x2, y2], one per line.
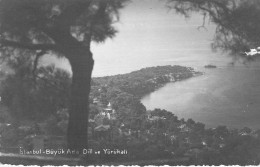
[141, 65, 260, 129]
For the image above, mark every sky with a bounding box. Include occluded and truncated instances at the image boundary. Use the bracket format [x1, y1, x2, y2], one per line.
[41, 0, 232, 77]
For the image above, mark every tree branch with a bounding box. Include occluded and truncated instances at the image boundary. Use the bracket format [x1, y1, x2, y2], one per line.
[197, 12, 208, 31]
[0, 39, 57, 51]
[54, 0, 92, 31]
[34, 75, 70, 96]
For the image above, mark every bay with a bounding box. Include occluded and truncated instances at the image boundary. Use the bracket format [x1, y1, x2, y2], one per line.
[141, 66, 260, 129]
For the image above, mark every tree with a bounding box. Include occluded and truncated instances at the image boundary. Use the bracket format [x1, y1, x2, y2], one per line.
[167, 0, 260, 62]
[0, 0, 128, 150]
[0, 62, 71, 121]
[214, 125, 229, 138]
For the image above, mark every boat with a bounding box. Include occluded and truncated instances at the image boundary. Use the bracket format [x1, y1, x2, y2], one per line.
[244, 47, 260, 56]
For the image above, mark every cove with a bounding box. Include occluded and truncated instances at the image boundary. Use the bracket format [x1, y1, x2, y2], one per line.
[141, 67, 260, 129]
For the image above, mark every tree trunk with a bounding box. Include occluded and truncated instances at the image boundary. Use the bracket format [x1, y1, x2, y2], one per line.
[45, 28, 94, 152]
[66, 47, 94, 151]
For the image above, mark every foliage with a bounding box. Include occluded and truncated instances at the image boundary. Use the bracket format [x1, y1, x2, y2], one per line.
[0, 58, 71, 121]
[0, 0, 129, 46]
[167, 0, 260, 62]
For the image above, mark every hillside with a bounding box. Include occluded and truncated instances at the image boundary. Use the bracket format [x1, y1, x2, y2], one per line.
[93, 65, 202, 98]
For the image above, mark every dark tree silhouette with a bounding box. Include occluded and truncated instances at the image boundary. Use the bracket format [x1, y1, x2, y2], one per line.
[168, 0, 260, 61]
[0, 0, 128, 150]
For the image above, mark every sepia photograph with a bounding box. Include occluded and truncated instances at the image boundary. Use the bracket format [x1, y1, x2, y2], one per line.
[0, 0, 260, 166]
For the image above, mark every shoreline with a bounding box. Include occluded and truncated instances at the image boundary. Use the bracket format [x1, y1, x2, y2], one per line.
[93, 65, 203, 99]
[140, 71, 204, 100]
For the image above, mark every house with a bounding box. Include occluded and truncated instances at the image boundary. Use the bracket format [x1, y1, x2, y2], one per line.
[94, 125, 111, 140]
[93, 98, 100, 104]
[102, 102, 116, 120]
[184, 137, 191, 144]
[219, 143, 225, 148]
[89, 119, 95, 123]
[104, 102, 113, 112]
[170, 134, 176, 140]
[88, 119, 95, 134]
[124, 129, 132, 136]
[147, 114, 166, 122]
[178, 124, 191, 132]
[245, 47, 260, 56]
[94, 124, 110, 132]
[170, 135, 177, 144]
[202, 141, 207, 146]
[239, 132, 250, 136]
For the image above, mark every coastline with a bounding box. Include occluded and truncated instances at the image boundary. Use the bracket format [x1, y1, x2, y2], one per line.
[92, 65, 204, 99]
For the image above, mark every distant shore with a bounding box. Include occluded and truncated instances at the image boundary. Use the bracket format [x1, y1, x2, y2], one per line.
[93, 65, 203, 98]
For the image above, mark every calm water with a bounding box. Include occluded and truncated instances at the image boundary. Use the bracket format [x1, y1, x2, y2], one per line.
[141, 66, 260, 129]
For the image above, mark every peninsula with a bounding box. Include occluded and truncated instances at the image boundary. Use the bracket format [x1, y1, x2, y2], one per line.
[92, 65, 203, 98]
